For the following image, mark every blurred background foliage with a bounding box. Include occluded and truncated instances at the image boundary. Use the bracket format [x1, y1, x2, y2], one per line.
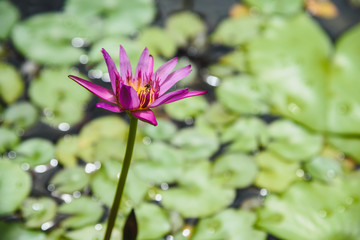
[1, 0, 360, 239]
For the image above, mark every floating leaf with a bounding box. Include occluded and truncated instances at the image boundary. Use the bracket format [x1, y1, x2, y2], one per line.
[221, 117, 268, 153]
[193, 209, 266, 240]
[65, 224, 121, 240]
[212, 153, 258, 188]
[164, 95, 208, 121]
[136, 203, 171, 240]
[267, 120, 323, 161]
[14, 138, 55, 167]
[171, 128, 219, 161]
[216, 75, 269, 115]
[22, 197, 57, 228]
[166, 11, 206, 47]
[0, 160, 31, 215]
[55, 135, 79, 167]
[12, 13, 99, 65]
[161, 161, 235, 218]
[3, 101, 38, 130]
[141, 118, 177, 141]
[211, 16, 262, 46]
[0, 127, 19, 153]
[328, 136, 360, 163]
[305, 156, 343, 183]
[58, 197, 103, 229]
[244, 0, 303, 15]
[0, 62, 24, 104]
[0, 222, 46, 240]
[255, 151, 299, 193]
[0, 1, 19, 40]
[138, 27, 177, 58]
[51, 167, 90, 194]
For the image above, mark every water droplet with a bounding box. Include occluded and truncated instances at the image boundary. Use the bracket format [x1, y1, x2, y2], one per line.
[47, 184, 55, 192]
[32, 203, 43, 211]
[41, 221, 54, 231]
[85, 163, 97, 173]
[337, 103, 351, 115]
[143, 136, 152, 145]
[296, 169, 305, 178]
[259, 188, 268, 197]
[73, 191, 81, 198]
[50, 159, 58, 167]
[206, 75, 221, 87]
[288, 102, 301, 115]
[61, 194, 73, 203]
[88, 69, 103, 79]
[327, 169, 336, 179]
[21, 163, 30, 171]
[43, 108, 54, 119]
[161, 183, 169, 190]
[185, 118, 194, 125]
[71, 37, 84, 47]
[165, 235, 174, 240]
[102, 73, 110, 82]
[155, 194, 162, 201]
[148, 189, 156, 198]
[79, 54, 88, 64]
[8, 151, 16, 159]
[182, 228, 191, 237]
[58, 122, 70, 131]
[319, 209, 328, 218]
[94, 224, 102, 231]
[34, 165, 47, 173]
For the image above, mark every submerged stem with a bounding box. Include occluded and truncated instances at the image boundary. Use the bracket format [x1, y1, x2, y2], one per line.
[104, 115, 138, 240]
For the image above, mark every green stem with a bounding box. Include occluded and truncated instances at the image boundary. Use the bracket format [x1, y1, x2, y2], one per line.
[104, 115, 138, 240]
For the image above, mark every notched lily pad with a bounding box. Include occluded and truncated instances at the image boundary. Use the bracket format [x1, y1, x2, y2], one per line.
[244, 0, 303, 15]
[0, 222, 46, 240]
[55, 135, 79, 167]
[0, 62, 24, 104]
[0, 127, 19, 153]
[22, 197, 57, 228]
[14, 138, 55, 167]
[0, 1, 19, 40]
[51, 167, 90, 194]
[141, 118, 177, 141]
[3, 101, 38, 130]
[164, 95, 208, 121]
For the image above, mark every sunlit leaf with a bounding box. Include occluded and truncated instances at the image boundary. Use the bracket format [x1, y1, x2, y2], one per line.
[0, 222, 46, 240]
[328, 136, 360, 163]
[51, 167, 90, 194]
[22, 197, 57, 228]
[164, 95, 208, 121]
[255, 151, 300, 192]
[3, 101, 38, 130]
[55, 135, 79, 167]
[12, 13, 99, 65]
[305, 156, 343, 183]
[0, 127, 19, 153]
[14, 138, 54, 167]
[65, 224, 121, 240]
[58, 197, 103, 229]
[244, 0, 303, 15]
[136, 203, 171, 239]
[141, 118, 177, 141]
[0, 1, 19, 40]
[0, 62, 24, 104]
[0, 160, 31, 215]
[193, 209, 266, 240]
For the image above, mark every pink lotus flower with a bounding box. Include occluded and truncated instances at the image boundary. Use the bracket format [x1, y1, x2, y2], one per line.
[69, 46, 206, 126]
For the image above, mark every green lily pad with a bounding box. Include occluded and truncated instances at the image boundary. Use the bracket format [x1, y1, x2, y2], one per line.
[22, 197, 57, 228]
[3, 101, 38, 130]
[255, 151, 300, 193]
[0, 1, 19, 40]
[0, 62, 24, 104]
[29, 68, 91, 126]
[211, 16, 262, 46]
[212, 153, 258, 188]
[138, 27, 177, 58]
[171, 128, 219, 161]
[51, 167, 90, 194]
[0, 160, 31, 215]
[247, 14, 331, 131]
[0, 222, 46, 240]
[141, 118, 177, 141]
[133, 142, 183, 184]
[267, 120, 323, 161]
[55, 135, 79, 167]
[257, 178, 360, 240]
[193, 209, 266, 240]
[64, 224, 121, 240]
[161, 161, 235, 218]
[216, 75, 269, 115]
[12, 13, 100, 66]
[328, 136, 360, 163]
[166, 11, 206, 47]
[164, 95, 208, 121]
[0, 127, 19, 153]
[244, 0, 303, 15]
[327, 23, 360, 134]
[221, 117, 268, 153]
[136, 203, 171, 240]
[218, 49, 247, 73]
[58, 197, 103, 229]
[14, 138, 55, 167]
[305, 156, 343, 183]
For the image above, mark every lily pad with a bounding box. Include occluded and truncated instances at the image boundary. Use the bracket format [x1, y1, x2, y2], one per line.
[216, 75, 269, 115]
[328, 136, 360, 163]
[212, 153, 258, 188]
[244, 0, 303, 15]
[211, 16, 262, 46]
[58, 197, 103, 229]
[305, 156, 343, 183]
[171, 128, 219, 161]
[193, 209, 266, 240]
[0, 1, 19, 40]
[64, 224, 121, 240]
[164, 95, 208, 121]
[14, 138, 55, 167]
[55, 135, 79, 167]
[3, 101, 38, 130]
[0, 127, 19, 153]
[22, 197, 57, 228]
[136, 203, 171, 240]
[0, 62, 24, 104]
[0, 160, 31, 215]
[161, 161, 235, 218]
[51, 167, 90, 194]
[267, 120, 323, 161]
[29, 68, 91, 126]
[0, 222, 46, 240]
[221, 117, 268, 153]
[166, 11, 206, 47]
[141, 118, 177, 141]
[12, 13, 99, 65]
[255, 151, 300, 193]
